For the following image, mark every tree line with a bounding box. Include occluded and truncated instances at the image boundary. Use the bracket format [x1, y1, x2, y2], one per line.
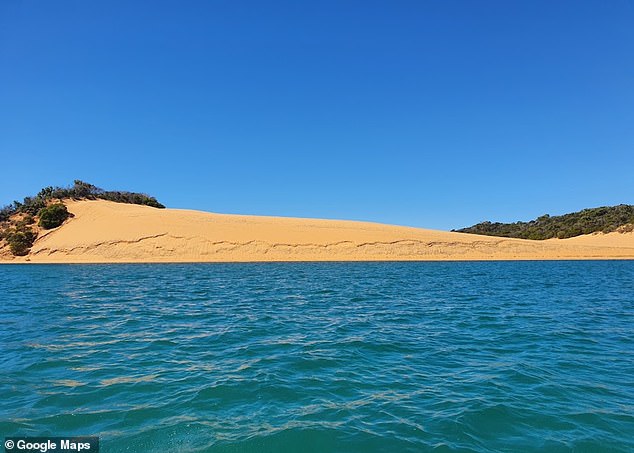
[454, 205, 634, 240]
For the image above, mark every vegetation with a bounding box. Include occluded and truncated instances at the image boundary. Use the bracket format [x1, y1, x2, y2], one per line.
[0, 180, 165, 256]
[1, 180, 164, 221]
[455, 205, 634, 240]
[38, 203, 70, 229]
[31, 180, 165, 209]
[3, 227, 37, 256]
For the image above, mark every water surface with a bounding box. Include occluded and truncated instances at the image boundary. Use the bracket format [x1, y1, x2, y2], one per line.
[1, 262, 633, 452]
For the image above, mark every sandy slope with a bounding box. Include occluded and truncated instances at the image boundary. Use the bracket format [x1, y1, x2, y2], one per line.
[2, 200, 634, 263]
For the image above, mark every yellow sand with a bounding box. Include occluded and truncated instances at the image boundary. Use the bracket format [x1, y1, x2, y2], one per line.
[2, 200, 634, 263]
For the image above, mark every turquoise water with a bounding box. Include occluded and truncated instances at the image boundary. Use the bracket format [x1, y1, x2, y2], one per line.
[1, 262, 633, 452]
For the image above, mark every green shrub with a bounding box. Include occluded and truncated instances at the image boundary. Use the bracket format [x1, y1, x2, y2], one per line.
[15, 215, 35, 228]
[100, 191, 165, 208]
[38, 203, 70, 229]
[0, 205, 15, 222]
[70, 180, 102, 199]
[20, 196, 47, 215]
[5, 227, 37, 256]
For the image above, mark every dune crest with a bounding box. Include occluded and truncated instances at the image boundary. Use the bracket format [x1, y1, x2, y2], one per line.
[2, 200, 634, 263]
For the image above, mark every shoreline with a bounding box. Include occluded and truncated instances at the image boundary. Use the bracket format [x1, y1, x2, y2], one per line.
[3, 256, 634, 265]
[2, 200, 634, 264]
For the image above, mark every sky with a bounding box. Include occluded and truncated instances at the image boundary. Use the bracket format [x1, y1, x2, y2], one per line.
[1, 1, 633, 230]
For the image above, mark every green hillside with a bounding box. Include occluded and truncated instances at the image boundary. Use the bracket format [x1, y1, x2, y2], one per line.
[454, 205, 634, 240]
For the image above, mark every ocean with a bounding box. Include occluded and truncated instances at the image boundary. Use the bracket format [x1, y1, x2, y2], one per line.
[1, 262, 633, 452]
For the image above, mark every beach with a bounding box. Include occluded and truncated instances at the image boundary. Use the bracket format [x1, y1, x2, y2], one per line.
[2, 200, 633, 263]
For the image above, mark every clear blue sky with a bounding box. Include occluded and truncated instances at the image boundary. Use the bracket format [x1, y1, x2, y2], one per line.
[1, 1, 632, 230]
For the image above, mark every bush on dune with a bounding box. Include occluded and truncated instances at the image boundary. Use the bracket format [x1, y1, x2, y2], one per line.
[5, 227, 37, 256]
[0, 205, 15, 223]
[2, 180, 165, 220]
[38, 203, 70, 229]
[98, 191, 164, 208]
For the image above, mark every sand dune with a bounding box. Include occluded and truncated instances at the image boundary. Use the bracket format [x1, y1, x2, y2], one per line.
[2, 200, 634, 263]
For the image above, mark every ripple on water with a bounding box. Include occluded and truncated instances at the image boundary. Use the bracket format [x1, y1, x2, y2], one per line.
[1, 261, 634, 452]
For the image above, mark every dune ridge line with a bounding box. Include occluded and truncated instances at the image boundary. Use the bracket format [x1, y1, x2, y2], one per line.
[2, 200, 634, 263]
